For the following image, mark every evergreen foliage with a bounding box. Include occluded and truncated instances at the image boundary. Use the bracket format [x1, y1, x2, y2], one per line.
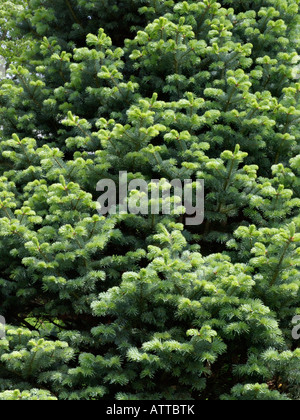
[0, 0, 299, 400]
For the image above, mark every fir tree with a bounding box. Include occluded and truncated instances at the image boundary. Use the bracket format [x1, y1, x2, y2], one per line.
[0, 0, 299, 400]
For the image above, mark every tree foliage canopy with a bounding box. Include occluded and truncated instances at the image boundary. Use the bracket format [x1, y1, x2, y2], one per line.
[0, 0, 299, 400]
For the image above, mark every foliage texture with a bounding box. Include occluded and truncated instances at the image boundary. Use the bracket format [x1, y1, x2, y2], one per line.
[0, 0, 299, 400]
